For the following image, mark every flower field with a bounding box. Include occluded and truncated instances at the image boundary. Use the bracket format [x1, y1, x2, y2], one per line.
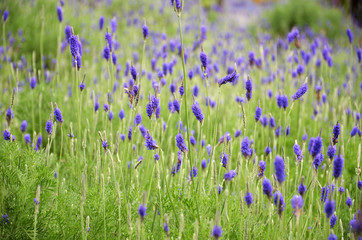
[0, 0, 361, 239]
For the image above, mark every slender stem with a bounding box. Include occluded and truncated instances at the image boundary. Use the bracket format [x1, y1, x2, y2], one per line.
[177, 14, 193, 180]
[60, 125, 63, 160]
[40, 6, 45, 82]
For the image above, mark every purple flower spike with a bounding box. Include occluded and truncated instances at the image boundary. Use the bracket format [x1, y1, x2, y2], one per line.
[346, 28, 353, 44]
[57, 6, 63, 22]
[274, 156, 285, 184]
[324, 199, 335, 218]
[212, 225, 222, 239]
[176, 133, 188, 153]
[191, 102, 204, 124]
[292, 82, 308, 101]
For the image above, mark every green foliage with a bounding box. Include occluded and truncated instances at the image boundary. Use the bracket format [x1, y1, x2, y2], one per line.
[266, 0, 343, 38]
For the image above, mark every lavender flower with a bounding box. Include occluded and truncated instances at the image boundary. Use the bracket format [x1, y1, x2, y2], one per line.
[99, 16, 104, 30]
[105, 32, 112, 51]
[200, 51, 207, 70]
[6, 108, 13, 124]
[20, 120, 27, 132]
[255, 106, 262, 122]
[173, 99, 180, 113]
[357, 48, 362, 63]
[310, 136, 322, 157]
[94, 101, 99, 112]
[330, 214, 337, 228]
[245, 76, 252, 100]
[3, 10, 9, 22]
[273, 191, 285, 216]
[145, 131, 158, 150]
[69, 34, 79, 57]
[162, 222, 169, 237]
[291, 195, 303, 217]
[138, 204, 147, 220]
[292, 83, 308, 100]
[245, 192, 253, 207]
[333, 154, 344, 179]
[56, 6, 63, 22]
[142, 24, 149, 40]
[201, 159, 207, 169]
[176, 133, 188, 153]
[293, 141, 303, 161]
[350, 126, 361, 137]
[131, 65, 137, 81]
[108, 111, 113, 121]
[35, 135, 42, 151]
[332, 122, 340, 144]
[218, 71, 239, 87]
[179, 85, 184, 97]
[134, 113, 142, 126]
[191, 102, 204, 123]
[212, 225, 222, 239]
[269, 115, 276, 128]
[3, 130, 11, 141]
[45, 120, 53, 135]
[224, 170, 236, 181]
[119, 110, 125, 120]
[103, 104, 109, 112]
[241, 136, 252, 159]
[274, 156, 285, 184]
[221, 153, 228, 168]
[263, 178, 273, 199]
[102, 140, 109, 150]
[111, 17, 117, 33]
[103, 46, 110, 60]
[258, 160, 266, 177]
[313, 153, 324, 170]
[324, 199, 335, 218]
[346, 28, 353, 44]
[282, 95, 289, 109]
[128, 127, 132, 141]
[30, 77, 37, 89]
[328, 234, 337, 240]
[24, 134, 31, 144]
[344, 197, 353, 208]
[54, 107, 64, 123]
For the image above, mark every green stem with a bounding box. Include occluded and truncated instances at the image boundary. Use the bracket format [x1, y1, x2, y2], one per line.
[177, 14, 193, 180]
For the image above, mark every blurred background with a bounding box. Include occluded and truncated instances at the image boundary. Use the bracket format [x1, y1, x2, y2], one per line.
[1, 0, 360, 62]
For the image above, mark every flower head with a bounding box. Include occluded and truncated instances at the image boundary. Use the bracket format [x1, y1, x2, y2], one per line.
[144, 131, 158, 150]
[291, 195, 303, 217]
[274, 156, 285, 184]
[69, 34, 79, 57]
[200, 51, 207, 70]
[212, 225, 222, 239]
[333, 154, 344, 179]
[57, 6, 63, 22]
[255, 106, 262, 122]
[3, 130, 11, 141]
[224, 170, 236, 181]
[142, 24, 149, 40]
[262, 178, 273, 199]
[45, 120, 53, 135]
[346, 28, 353, 44]
[138, 204, 147, 220]
[176, 133, 188, 153]
[292, 82, 308, 101]
[191, 102, 204, 123]
[241, 136, 253, 159]
[218, 71, 239, 87]
[324, 199, 335, 218]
